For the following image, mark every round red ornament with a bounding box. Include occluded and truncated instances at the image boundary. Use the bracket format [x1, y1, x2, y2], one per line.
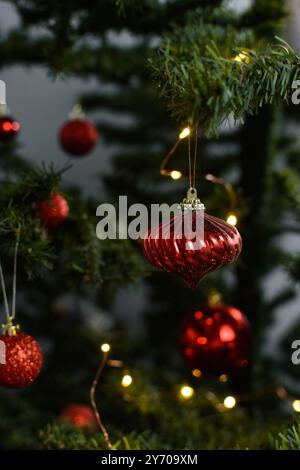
[37, 193, 69, 230]
[0, 331, 43, 388]
[180, 304, 252, 376]
[59, 119, 98, 156]
[0, 115, 20, 141]
[59, 404, 97, 429]
[143, 190, 242, 289]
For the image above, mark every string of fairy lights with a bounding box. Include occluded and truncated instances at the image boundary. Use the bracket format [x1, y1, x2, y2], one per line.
[91, 343, 300, 449]
[160, 124, 239, 228]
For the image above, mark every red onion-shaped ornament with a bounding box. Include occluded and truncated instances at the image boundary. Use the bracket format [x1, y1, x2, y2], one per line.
[180, 304, 252, 376]
[0, 322, 43, 388]
[143, 189, 242, 289]
[37, 193, 69, 230]
[0, 115, 20, 141]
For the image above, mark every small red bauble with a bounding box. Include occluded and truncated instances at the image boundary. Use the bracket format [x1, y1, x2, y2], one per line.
[143, 210, 242, 289]
[59, 404, 97, 429]
[59, 119, 98, 156]
[0, 332, 43, 388]
[0, 116, 20, 141]
[37, 193, 69, 230]
[180, 304, 252, 376]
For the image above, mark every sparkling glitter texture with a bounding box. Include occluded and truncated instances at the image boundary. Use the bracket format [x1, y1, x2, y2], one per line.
[37, 193, 69, 230]
[59, 404, 97, 429]
[0, 332, 43, 388]
[143, 211, 242, 289]
[59, 119, 98, 156]
[180, 304, 252, 376]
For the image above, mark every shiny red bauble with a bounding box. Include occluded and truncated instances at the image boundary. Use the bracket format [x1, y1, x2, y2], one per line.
[37, 193, 69, 230]
[0, 332, 43, 388]
[180, 304, 252, 376]
[0, 116, 20, 141]
[59, 119, 98, 156]
[143, 210, 242, 289]
[59, 404, 97, 429]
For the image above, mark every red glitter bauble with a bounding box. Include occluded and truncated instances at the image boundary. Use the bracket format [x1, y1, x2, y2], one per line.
[59, 119, 98, 156]
[59, 404, 97, 429]
[0, 332, 43, 388]
[180, 304, 252, 376]
[0, 115, 20, 141]
[143, 210, 242, 289]
[37, 193, 69, 230]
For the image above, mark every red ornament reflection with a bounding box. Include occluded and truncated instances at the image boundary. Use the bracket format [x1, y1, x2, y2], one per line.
[180, 304, 252, 376]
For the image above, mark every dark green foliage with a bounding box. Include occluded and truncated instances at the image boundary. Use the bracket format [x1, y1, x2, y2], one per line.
[275, 420, 300, 450]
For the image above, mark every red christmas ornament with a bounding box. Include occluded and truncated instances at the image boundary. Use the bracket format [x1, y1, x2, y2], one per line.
[0, 115, 20, 141]
[37, 193, 69, 230]
[180, 304, 252, 376]
[59, 119, 98, 156]
[0, 331, 43, 388]
[143, 191, 242, 289]
[59, 404, 97, 429]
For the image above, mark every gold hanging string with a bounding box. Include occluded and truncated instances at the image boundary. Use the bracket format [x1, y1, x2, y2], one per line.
[188, 132, 192, 188]
[193, 124, 198, 188]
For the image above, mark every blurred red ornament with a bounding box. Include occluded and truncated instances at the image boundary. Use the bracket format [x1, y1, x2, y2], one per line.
[0, 116, 20, 141]
[0, 332, 43, 388]
[59, 404, 97, 429]
[59, 119, 98, 156]
[180, 304, 252, 376]
[143, 209, 242, 289]
[37, 193, 69, 230]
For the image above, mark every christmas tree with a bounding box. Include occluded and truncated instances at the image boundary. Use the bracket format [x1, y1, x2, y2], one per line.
[0, 0, 300, 451]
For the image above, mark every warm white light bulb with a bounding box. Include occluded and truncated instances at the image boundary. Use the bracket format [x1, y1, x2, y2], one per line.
[179, 127, 191, 139]
[180, 385, 194, 399]
[170, 170, 182, 180]
[227, 214, 238, 226]
[101, 343, 110, 353]
[121, 374, 133, 387]
[292, 400, 300, 412]
[224, 396, 236, 409]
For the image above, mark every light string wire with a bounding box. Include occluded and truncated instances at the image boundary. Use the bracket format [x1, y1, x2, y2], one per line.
[160, 126, 237, 210]
[0, 226, 21, 323]
[90, 346, 127, 450]
[89, 342, 300, 449]
[90, 347, 113, 450]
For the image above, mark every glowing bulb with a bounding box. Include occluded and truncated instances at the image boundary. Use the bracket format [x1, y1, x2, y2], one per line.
[227, 214, 238, 226]
[223, 396, 236, 409]
[292, 400, 300, 412]
[234, 52, 250, 63]
[179, 127, 191, 139]
[219, 374, 228, 383]
[180, 385, 194, 399]
[121, 374, 133, 388]
[192, 369, 202, 378]
[170, 170, 182, 180]
[101, 343, 110, 353]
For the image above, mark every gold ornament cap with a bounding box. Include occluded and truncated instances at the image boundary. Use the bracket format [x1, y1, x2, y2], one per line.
[1, 315, 20, 336]
[179, 187, 205, 210]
